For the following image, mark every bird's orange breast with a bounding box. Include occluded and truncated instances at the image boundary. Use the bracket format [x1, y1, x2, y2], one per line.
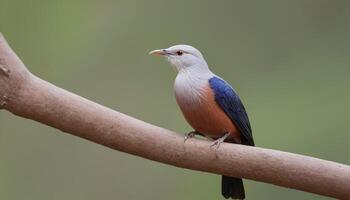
[175, 84, 240, 140]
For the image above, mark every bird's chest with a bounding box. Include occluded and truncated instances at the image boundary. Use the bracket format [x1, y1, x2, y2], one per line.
[174, 75, 238, 138]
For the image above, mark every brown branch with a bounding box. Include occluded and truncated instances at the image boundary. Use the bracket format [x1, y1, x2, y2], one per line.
[0, 33, 349, 199]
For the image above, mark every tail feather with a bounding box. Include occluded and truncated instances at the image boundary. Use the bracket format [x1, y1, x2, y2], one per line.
[222, 176, 245, 199]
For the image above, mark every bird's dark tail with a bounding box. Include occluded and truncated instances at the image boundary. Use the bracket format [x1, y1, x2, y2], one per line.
[222, 176, 245, 199]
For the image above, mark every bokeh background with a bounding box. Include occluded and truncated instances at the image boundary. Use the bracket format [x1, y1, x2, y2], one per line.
[1, 1, 350, 199]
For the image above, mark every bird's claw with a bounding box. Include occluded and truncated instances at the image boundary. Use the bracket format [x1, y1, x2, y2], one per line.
[184, 131, 199, 142]
[184, 131, 197, 142]
[210, 132, 231, 149]
[210, 138, 225, 149]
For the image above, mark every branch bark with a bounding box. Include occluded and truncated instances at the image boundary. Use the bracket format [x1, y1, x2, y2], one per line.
[0, 33, 349, 199]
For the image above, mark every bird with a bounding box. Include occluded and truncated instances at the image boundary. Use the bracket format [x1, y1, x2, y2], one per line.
[149, 44, 254, 199]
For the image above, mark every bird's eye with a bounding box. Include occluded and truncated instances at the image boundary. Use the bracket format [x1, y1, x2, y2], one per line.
[176, 51, 183, 56]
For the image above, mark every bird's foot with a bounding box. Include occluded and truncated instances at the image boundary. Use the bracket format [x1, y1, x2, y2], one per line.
[184, 131, 198, 142]
[210, 132, 230, 149]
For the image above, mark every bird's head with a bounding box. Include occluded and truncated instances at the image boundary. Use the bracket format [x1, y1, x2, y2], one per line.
[149, 45, 208, 72]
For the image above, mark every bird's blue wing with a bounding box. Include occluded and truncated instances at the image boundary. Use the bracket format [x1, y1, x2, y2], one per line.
[209, 76, 254, 146]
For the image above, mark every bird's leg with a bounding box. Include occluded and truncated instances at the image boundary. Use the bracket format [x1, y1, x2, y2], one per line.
[184, 131, 201, 142]
[210, 132, 231, 149]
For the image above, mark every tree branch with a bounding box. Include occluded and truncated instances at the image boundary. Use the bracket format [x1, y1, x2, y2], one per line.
[0, 33, 349, 199]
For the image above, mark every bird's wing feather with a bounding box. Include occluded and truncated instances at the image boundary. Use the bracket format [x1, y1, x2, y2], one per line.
[209, 76, 254, 146]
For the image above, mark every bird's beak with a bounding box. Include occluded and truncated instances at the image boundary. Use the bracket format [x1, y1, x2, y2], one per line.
[149, 49, 168, 56]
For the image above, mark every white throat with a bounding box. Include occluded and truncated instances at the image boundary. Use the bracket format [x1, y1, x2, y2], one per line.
[174, 65, 214, 106]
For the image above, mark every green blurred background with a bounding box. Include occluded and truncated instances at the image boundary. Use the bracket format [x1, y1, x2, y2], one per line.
[1, 0, 349, 199]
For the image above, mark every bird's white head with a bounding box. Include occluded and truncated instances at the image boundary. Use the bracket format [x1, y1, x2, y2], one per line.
[149, 44, 209, 72]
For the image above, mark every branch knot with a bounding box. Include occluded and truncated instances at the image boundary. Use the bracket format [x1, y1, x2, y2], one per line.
[0, 95, 8, 109]
[0, 57, 10, 77]
[0, 64, 10, 77]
